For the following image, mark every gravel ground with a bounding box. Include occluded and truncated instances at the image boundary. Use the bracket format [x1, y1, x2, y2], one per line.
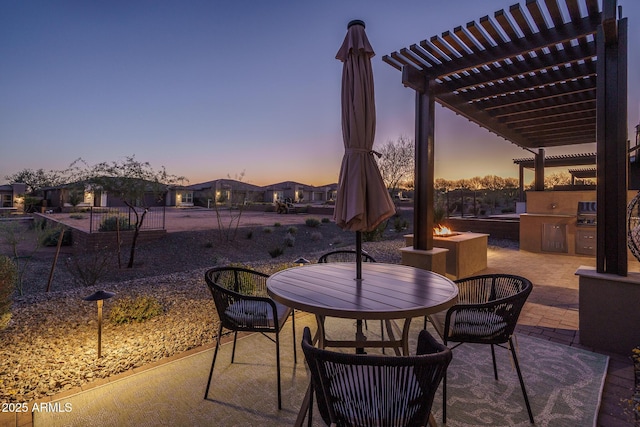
[0, 214, 517, 403]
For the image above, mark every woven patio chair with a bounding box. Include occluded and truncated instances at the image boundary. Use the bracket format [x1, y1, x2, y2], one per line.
[428, 273, 534, 424]
[317, 249, 376, 264]
[317, 250, 379, 338]
[204, 266, 296, 409]
[301, 326, 452, 427]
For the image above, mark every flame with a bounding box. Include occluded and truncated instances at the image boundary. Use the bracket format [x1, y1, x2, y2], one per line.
[434, 224, 453, 236]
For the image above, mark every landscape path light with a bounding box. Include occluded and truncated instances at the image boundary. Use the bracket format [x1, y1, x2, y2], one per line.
[83, 290, 115, 358]
[293, 257, 310, 266]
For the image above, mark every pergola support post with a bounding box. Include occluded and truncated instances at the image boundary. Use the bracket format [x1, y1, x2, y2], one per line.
[518, 164, 525, 202]
[596, 6, 628, 275]
[403, 66, 434, 251]
[534, 148, 545, 191]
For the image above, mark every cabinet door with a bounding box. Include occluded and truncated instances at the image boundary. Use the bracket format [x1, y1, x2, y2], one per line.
[542, 223, 568, 253]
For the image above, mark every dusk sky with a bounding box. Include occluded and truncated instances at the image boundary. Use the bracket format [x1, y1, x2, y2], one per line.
[2, 0, 639, 187]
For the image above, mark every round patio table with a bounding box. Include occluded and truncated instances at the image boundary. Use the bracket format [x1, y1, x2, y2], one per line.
[267, 262, 458, 356]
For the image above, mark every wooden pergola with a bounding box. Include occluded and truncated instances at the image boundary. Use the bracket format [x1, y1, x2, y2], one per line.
[384, 0, 628, 275]
[568, 167, 597, 184]
[512, 152, 596, 197]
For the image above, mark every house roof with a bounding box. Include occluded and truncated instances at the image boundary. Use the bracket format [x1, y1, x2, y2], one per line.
[383, 0, 605, 150]
[186, 179, 264, 192]
[263, 181, 312, 190]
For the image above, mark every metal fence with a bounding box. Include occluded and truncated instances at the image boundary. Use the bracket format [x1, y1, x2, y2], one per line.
[88, 206, 165, 233]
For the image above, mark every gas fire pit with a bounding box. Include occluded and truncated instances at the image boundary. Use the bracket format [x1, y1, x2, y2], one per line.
[434, 225, 460, 238]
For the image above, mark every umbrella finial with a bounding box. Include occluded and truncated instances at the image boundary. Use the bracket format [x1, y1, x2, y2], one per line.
[348, 20, 365, 29]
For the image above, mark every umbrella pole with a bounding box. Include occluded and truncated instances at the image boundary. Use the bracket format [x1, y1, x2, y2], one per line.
[356, 231, 362, 279]
[355, 230, 366, 353]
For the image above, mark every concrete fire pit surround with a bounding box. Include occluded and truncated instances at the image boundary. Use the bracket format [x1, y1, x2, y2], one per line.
[403, 232, 489, 279]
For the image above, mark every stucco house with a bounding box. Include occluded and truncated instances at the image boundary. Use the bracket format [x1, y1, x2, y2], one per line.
[262, 181, 336, 204]
[42, 179, 166, 211]
[184, 179, 264, 208]
[0, 183, 26, 212]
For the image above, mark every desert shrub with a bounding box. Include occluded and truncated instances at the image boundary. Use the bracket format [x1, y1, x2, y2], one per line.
[263, 227, 273, 234]
[362, 221, 387, 242]
[274, 222, 282, 227]
[246, 230, 253, 239]
[393, 217, 409, 232]
[311, 232, 323, 241]
[69, 213, 85, 220]
[286, 226, 297, 235]
[434, 203, 447, 223]
[204, 241, 214, 248]
[283, 233, 295, 247]
[305, 218, 321, 228]
[0, 221, 59, 295]
[0, 256, 17, 330]
[65, 247, 112, 287]
[99, 215, 133, 232]
[269, 247, 284, 258]
[43, 228, 72, 247]
[321, 217, 330, 223]
[109, 296, 163, 324]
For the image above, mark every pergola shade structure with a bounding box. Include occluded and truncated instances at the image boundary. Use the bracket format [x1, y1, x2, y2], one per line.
[512, 152, 596, 196]
[568, 167, 597, 184]
[384, 0, 628, 275]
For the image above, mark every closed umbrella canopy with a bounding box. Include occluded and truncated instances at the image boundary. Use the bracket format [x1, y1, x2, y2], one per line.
[334, 20, 395, 233]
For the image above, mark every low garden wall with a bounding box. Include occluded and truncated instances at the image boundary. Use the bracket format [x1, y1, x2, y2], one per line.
[33, 213, 166, 253]
[443, 217, 520, 241]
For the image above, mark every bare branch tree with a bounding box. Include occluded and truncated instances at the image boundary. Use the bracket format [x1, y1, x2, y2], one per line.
[375, 135, 414, 193]
[85, 156, 185, 268]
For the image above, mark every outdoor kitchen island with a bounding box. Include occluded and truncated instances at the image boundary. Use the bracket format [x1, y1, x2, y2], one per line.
[404, 232, 488, 279]
[520, 190, 596, 256]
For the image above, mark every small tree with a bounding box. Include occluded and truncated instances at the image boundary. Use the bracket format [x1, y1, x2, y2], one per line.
[86, 156, 185, 268]
[211, 172, 254, 242]
[375, 135, 415, 194]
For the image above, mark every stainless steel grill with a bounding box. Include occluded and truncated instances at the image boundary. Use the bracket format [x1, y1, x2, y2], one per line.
[576, 201, 597, 227]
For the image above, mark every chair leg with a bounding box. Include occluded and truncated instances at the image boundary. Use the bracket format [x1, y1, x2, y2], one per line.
[292, 310, 297, 364]
[276, 330, 282, 409]
[307, 383, 314, 427]
[204, 324, 224, 399]
[231, 331, 238, 363]
[442, 371, 447, 424]
[491, 343, 499, 380]
[509, 337, 534, 424]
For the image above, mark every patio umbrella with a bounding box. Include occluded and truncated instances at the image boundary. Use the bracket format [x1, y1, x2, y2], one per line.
[334, 20, 395, 280]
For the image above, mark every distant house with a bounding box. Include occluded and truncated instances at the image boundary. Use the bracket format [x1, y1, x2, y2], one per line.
[313, 183, 338, 203]
[42, 179, 167, 211]
[165, 185, 194, 207]
[0, 183, 26, 211]
[184, 179, 264, 208]
[262, 181, 336, 204]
